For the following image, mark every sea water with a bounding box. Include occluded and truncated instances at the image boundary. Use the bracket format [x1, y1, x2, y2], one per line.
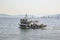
[0, 17, 60, 40]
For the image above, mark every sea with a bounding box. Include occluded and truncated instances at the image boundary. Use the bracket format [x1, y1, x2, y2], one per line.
[0, 17, 60, 40]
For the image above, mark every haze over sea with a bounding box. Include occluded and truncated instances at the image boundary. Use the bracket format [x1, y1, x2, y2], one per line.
[0, 14, 60, 40]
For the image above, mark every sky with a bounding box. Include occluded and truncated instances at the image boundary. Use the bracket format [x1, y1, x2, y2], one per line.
[0, 0, 60, 16]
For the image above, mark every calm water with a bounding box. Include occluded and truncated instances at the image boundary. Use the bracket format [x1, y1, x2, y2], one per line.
[0, 18, 60, 40]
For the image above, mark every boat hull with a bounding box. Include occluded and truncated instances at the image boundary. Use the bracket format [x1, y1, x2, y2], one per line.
[19, 24, 47, 29]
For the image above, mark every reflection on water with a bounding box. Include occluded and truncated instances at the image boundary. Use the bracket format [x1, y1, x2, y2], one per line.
[0, 18, 60, 40]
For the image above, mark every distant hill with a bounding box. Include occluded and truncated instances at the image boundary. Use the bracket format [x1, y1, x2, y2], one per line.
[0, 14, 60, 19]
[42, 14, 60, 19]
[0, 14, 34, 18]
[0, 14, 10, 17]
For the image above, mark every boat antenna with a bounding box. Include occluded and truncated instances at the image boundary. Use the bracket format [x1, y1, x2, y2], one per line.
[24, 12, 28, 19]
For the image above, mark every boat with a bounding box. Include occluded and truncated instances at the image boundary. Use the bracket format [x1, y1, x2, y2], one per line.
[19, 14, 47, 29]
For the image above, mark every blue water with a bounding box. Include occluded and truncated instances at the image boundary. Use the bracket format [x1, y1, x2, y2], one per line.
[0, 18, 60, 40]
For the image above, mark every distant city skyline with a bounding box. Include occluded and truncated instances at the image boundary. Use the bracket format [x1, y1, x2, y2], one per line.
[0, 0, 60, 16]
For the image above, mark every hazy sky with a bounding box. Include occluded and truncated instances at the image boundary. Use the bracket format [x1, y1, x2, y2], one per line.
[0, 0, 60, 16]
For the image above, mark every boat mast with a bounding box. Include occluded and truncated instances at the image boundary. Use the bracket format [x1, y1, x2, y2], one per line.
[24, 12, 28, 19]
